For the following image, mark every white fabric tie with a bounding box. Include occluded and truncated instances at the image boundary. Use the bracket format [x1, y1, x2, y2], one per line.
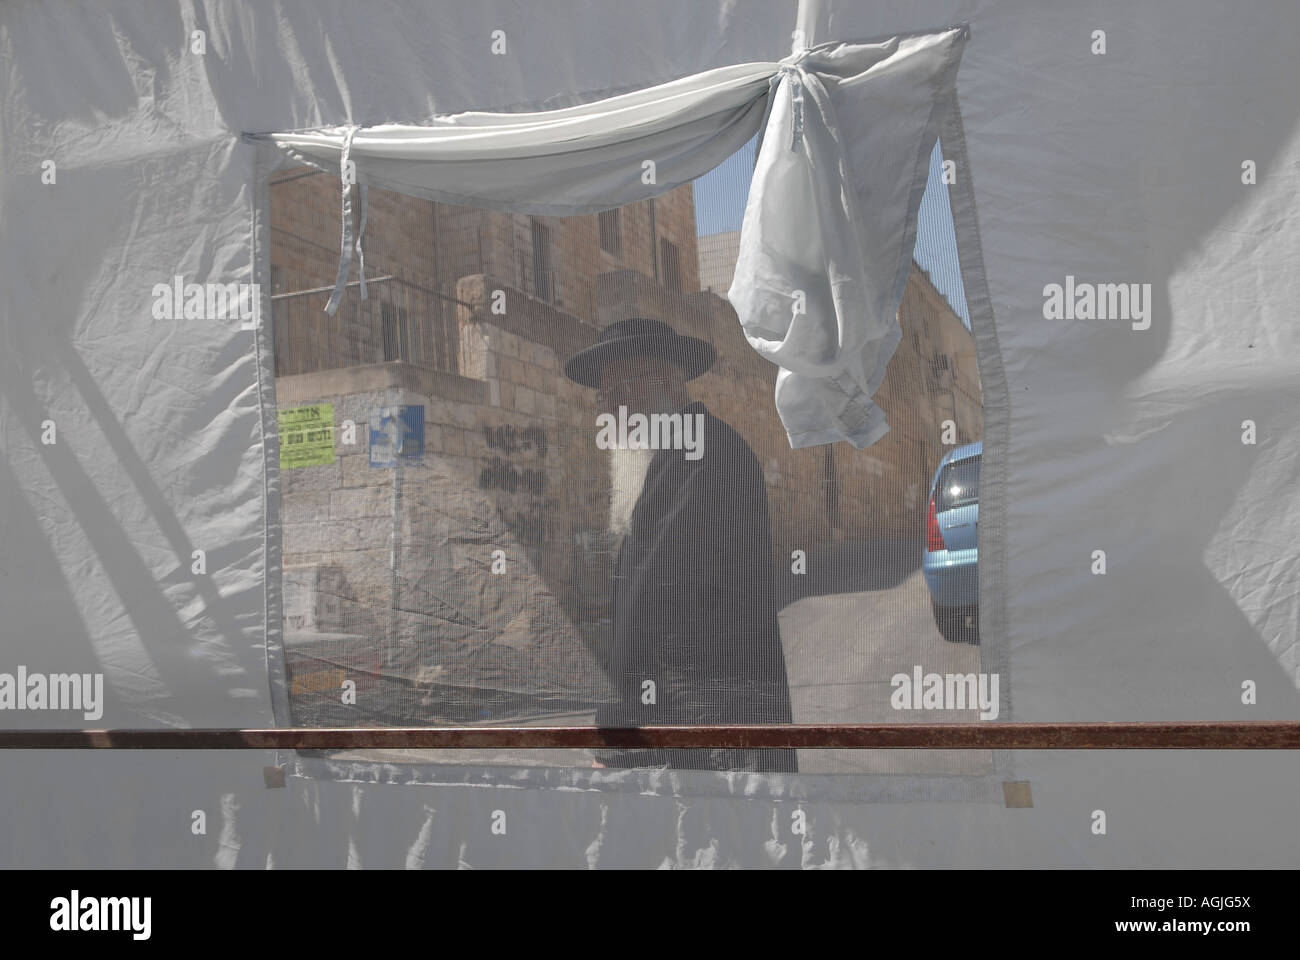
[325, 124, 368, 316]
[773, 64, 805, 150]
[770, 49, 812, 150]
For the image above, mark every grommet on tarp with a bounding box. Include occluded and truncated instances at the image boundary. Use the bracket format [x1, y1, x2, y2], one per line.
[324, 124, 368, 316]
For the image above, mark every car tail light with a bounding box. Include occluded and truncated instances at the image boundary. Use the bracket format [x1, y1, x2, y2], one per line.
[926, 493, 947, 551]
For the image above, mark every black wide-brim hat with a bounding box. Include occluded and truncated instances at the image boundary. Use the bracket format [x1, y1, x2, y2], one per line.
[563, 317, 716, 388]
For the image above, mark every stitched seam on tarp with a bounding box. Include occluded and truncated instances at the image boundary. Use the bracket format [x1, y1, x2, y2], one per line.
[936, 51, 1017, 778]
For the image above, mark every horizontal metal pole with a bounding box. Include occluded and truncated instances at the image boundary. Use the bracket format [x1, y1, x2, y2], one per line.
[0, 722, 1298, 750]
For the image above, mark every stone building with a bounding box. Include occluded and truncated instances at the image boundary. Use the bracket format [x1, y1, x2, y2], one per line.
[269, 168, 982, 723]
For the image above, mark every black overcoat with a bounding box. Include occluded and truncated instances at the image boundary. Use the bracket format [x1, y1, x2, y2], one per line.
[593, 401, 798, 772]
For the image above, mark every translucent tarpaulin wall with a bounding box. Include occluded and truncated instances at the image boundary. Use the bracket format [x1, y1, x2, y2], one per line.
[2, 0, 1299, 868]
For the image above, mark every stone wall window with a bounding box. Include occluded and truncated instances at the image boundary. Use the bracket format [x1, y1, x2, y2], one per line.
[598, 209, 621, 257]
[822, 445, 840, 527]
[381, 301, 411, 362]
[531, 218, 553, 302]
[659, 237, 681, 292]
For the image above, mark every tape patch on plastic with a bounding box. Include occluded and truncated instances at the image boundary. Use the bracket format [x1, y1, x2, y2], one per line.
[1003, 781, 1033, 808]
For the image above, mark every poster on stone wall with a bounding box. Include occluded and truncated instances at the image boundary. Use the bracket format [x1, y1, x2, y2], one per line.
[278, 403, 335, 469]
[270, 137, 987, 782]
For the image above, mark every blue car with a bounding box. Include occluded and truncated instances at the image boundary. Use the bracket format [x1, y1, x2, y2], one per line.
[922, 441, 981, 643]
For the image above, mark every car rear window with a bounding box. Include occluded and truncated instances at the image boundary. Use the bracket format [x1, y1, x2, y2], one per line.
[935, 456, 981, 511]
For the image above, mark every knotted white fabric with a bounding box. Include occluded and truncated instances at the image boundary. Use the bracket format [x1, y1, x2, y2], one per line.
[258, 25, 967, 447]
[323, 125, 366, 316]
[732, 28, 967, 447]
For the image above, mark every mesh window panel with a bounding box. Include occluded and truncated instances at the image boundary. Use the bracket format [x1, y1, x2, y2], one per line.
[269, 136, 988, 781]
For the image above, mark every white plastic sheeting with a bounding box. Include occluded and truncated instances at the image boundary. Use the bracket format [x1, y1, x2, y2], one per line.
[2, 0, 1300, 868]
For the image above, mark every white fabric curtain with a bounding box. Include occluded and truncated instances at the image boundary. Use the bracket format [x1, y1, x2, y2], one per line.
[258, 25, 967, 448]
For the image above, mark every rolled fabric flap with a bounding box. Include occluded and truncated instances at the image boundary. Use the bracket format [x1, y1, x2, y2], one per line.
[257, 60, 780, 217]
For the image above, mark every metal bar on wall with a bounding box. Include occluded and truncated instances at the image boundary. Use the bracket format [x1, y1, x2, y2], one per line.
[2, 722, 1298, 750]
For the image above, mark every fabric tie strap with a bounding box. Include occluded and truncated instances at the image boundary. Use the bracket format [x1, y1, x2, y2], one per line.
[325, 124, 368, 316]
[770, 50, 812, 150]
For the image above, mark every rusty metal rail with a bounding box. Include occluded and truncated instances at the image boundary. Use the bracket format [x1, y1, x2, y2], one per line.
[1, 722, 1298, 749]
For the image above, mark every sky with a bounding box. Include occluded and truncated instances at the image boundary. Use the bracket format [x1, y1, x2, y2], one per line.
[693, 136, 971, 329]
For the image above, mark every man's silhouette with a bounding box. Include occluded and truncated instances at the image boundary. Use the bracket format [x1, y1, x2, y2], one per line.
[564, 317, 798, 772]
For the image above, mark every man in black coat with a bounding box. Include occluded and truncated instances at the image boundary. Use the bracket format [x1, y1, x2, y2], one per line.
[564, 317, 798, 773]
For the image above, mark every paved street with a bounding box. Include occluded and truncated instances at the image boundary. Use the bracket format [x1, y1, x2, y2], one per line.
[778, 538, 991, 775]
